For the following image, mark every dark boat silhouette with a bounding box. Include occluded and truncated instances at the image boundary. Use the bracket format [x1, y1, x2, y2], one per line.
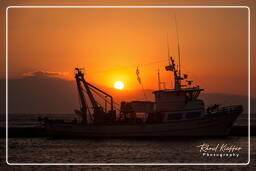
[45, 57, 242, 138]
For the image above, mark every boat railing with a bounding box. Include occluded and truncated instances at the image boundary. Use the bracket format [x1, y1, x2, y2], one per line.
[220, 105, 243, 113]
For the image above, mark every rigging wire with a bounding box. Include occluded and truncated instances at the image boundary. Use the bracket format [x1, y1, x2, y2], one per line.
[81, 88, 94, 121]
[85, 58, 168, 76]
[83, 59, 169, 96]
[89, 87, 121, 112]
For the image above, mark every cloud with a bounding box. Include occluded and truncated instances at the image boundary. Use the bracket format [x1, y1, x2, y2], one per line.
[22, 70, 70, 79]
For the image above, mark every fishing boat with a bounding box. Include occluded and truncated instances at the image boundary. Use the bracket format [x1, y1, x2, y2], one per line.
[44, 57, 243, 138]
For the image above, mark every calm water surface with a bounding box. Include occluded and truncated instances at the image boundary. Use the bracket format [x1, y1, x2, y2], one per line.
[1, 114, 255, 170]
[3, 137, 252, 163]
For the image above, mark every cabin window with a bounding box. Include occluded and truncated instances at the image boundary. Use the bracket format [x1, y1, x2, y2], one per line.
[167, 113, 182, 120]
[186, 111, 201, 118]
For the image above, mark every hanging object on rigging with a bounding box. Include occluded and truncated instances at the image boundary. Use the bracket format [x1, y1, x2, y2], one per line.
[136, 66, 141, 84]
[136, 66, 147, 100]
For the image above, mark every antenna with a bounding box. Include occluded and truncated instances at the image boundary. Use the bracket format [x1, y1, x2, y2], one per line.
[166, 32, 173, 90]
[166, 32, 172, 65]
[167, 33, 170, 59]
[157, 65, 161, 90]
[174, 14, 181, 76]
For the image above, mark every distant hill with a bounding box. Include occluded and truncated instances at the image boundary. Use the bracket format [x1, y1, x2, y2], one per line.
[0, 77, 255, 114]
[0, 77, 78, 114]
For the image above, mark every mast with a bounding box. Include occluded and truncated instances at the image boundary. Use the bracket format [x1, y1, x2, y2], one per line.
[172, 57, 181, 90]
[157, 66, 161, 90]
[164, 14, 183, 90]
[174, 14, 181, 76]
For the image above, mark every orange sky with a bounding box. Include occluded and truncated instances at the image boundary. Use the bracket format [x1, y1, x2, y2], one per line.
[4, 6, 251, 96]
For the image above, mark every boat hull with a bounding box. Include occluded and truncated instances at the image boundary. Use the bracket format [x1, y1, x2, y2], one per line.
[46, 111, 240, 138]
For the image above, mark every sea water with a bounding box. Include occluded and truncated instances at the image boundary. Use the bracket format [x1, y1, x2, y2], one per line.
[0, 113, 255, 169]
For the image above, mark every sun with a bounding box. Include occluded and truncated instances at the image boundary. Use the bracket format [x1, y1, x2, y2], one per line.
[114, 81, 124, 90]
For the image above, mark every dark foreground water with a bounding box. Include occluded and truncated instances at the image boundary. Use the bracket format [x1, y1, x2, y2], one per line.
[0, 114, 255, 170]
[3, 136, 253, 163]
[1, 136, 255, 170]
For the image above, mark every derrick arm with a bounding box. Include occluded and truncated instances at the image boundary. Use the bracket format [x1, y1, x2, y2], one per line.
[74, 68, 87, 123]
[80, 76, 101, 112]
[75, 68, 102, 114]
[86, 81, 114, 111]
[74, 68, 116, 124]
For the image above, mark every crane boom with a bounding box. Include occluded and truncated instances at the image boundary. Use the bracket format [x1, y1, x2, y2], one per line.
[85, 81, 114, 111]
[74, 68, 116, 124]
[80, 75, 99, 111]
[74, 68, 87, 123]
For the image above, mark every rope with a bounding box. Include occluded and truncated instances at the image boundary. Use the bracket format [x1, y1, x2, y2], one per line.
[85, 58, 168, 76]
[89, 87, 121, 112]
[140, 83, 148, 101]
[81, 88, 93, 120]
